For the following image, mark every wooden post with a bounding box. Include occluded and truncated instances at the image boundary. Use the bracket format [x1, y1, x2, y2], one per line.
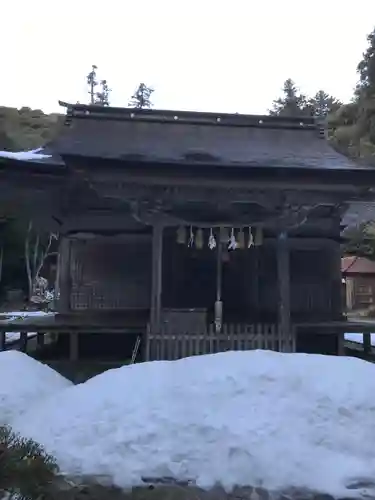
[215, 242, 223, 333]
[57, 236, 71, 314]
[363, 333, 371, 357]
[20, 332, 28, 353]
[69, 332, 79, 362]
[37, 333, 45, 348]
[251, 247, 260, 316]
[0, 331, 5, 352]
[277, 231, 291, 352]
[331, 240, 343, 319]
[150, 222, 163, 334]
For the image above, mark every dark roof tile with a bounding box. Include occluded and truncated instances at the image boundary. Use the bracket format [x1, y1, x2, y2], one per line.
[54, 103, 359, 171]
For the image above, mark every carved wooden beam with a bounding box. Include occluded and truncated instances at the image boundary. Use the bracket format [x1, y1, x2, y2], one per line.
[130, 199, 323, 229]
[90, 181, 353, 209]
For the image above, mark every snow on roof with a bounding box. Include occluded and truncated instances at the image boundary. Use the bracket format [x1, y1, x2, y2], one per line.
[0, 148, 52, 161]
[11, 350, 375, 497]
[0, 351, 71, 426]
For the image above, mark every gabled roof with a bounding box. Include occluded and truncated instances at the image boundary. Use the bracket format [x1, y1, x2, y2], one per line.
[54, 102, 361, 171]
[342, 256, 375, 275]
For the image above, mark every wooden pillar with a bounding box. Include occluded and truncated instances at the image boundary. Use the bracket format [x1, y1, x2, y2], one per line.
[37, 332, 45, 348]
[331, 240, 345, 354]
[277, 231, 291, 352]
[251, 247, 260, 318]
[0, 332, 5, 352]
[69, 332, 79, 362]
[20, 332, 28, 353]
[57, 236, 71, 314]
[331, 240, 344, 319]
[150, 223, 163, 333]
[363, 333, 371, 358]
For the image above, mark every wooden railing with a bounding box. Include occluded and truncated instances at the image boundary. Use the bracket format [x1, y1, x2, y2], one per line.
[146, 323, 296, 361]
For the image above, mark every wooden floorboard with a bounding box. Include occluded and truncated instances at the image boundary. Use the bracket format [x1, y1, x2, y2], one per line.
[0, 311, 148, 333]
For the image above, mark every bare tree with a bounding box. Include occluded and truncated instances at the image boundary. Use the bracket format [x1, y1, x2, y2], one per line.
[24, 221, 58, 304]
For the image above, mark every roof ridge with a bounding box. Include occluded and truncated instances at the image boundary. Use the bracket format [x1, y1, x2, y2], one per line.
[58, 101, 319, 130]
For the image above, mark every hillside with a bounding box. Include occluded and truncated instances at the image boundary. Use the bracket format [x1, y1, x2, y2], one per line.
[0, 106, 63, 151]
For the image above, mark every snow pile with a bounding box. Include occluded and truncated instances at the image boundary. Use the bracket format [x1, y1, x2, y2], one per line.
[345, 332, 375, 346]
[0, 351, 72, 425]
[11, 350, 375, 497]
[0, 148, 51, 161]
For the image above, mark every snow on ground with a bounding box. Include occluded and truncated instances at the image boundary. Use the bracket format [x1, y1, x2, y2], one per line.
[0, 351, 72, 425]
[345, 332, 375, 346]
[0, 148, 51, 161]
[0, 310, 56, 344]
[0, 311, 55, 318]
[11, 350, 375, 497]
[4, 331, 37, 343]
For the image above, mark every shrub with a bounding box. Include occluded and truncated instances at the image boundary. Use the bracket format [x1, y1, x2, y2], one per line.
[0, 425, 60, 499]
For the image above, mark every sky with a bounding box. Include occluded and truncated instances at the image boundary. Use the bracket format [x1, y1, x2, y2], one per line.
[1, 1, 375, 115]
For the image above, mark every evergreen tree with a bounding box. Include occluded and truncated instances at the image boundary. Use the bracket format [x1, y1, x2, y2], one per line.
[329, 27, 375, 159]
[357, 28, 375, 97]
[342, 223, 375, 259]
[95, 79, 111, 106]
[0, 425, 61, 499]
[0, 129, 16, 151]
[308, 90, 342, 118]
[86, 65, 98, 105]
[129, 83, 154, 109]
[86, 66, 110, 106]
[270, 79, 309, 116]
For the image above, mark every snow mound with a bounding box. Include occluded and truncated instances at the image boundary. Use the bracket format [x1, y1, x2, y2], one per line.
[11, 350, 375, 497]
[0, 351, 72, 425]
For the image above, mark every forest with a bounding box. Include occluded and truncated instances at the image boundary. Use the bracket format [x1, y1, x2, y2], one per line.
[1, 28, 375, 300]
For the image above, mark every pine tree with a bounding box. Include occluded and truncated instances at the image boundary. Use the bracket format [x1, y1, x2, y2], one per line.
[308, 90, 342, 118]
[357, 28, 375, 97]
[270, 79, 309, 116]
[129, 83, 154, 109]
[95, 79, 111, 106]
[86, 66, 111, 106]
[86, 65, 98, 105]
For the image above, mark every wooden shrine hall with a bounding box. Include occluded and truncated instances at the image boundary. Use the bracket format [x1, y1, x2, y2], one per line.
[2, 103, 375, 362]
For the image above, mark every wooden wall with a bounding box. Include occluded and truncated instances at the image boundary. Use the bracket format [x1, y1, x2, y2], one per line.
[345, 275, 375, 311]
[59, 232, 342, 323]
[68, 235, 152, 311]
